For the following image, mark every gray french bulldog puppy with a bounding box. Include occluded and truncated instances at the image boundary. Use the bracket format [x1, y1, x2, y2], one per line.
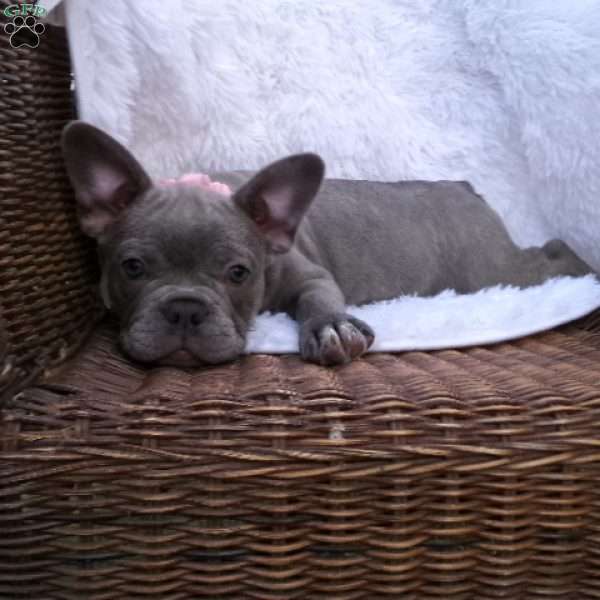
[61, 121, 592, 367]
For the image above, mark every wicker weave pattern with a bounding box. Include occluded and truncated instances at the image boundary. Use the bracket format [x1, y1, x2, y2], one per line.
[0, 22, 102, 400]
[1, 317, 599, 599]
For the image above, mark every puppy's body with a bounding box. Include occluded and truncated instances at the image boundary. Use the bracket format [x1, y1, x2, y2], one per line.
[216, 172, 590, 309]
[62, 122, 593, 367]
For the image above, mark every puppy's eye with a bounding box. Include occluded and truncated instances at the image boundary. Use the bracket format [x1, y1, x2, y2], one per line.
[121, 258, 146, 280]
[228, 264, 250, 284]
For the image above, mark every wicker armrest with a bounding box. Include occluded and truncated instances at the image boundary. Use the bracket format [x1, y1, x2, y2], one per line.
[0, 23, 102, 401]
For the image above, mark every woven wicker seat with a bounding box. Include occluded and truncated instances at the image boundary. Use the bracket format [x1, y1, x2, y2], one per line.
[2, 26, 600, 600]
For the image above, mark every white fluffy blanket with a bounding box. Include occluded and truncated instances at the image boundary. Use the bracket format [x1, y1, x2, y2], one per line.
[46, 0, 600, 351]
[246, 276, 600, 354]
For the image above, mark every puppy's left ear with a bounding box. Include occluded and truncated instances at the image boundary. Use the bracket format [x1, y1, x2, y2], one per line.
[233, 153, 325, 253]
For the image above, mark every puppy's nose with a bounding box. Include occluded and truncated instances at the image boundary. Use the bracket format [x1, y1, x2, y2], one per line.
[161, 298, 209, 327]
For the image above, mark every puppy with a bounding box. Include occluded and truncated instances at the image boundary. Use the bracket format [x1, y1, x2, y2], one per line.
[61, 122, 592, 366]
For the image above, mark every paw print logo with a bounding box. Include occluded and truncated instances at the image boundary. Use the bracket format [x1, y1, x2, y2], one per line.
[4, 15, 45, 49]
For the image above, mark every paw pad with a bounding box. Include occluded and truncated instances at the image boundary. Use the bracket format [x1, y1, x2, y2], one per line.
[4, 15, 45, 49]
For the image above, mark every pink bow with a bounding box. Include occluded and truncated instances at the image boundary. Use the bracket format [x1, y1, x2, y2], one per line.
[158, 173, 232, 196]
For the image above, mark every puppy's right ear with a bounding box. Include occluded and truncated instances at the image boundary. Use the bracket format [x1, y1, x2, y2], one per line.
[61, 121, 152, 238]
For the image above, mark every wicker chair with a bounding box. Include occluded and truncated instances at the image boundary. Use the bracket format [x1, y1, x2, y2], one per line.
[2, 25, 600, 600]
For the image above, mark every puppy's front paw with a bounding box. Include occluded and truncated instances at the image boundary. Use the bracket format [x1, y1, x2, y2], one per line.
[299, 313, 374, 366]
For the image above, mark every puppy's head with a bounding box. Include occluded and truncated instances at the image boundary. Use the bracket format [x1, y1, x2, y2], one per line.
[61, 121, 324, 366]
